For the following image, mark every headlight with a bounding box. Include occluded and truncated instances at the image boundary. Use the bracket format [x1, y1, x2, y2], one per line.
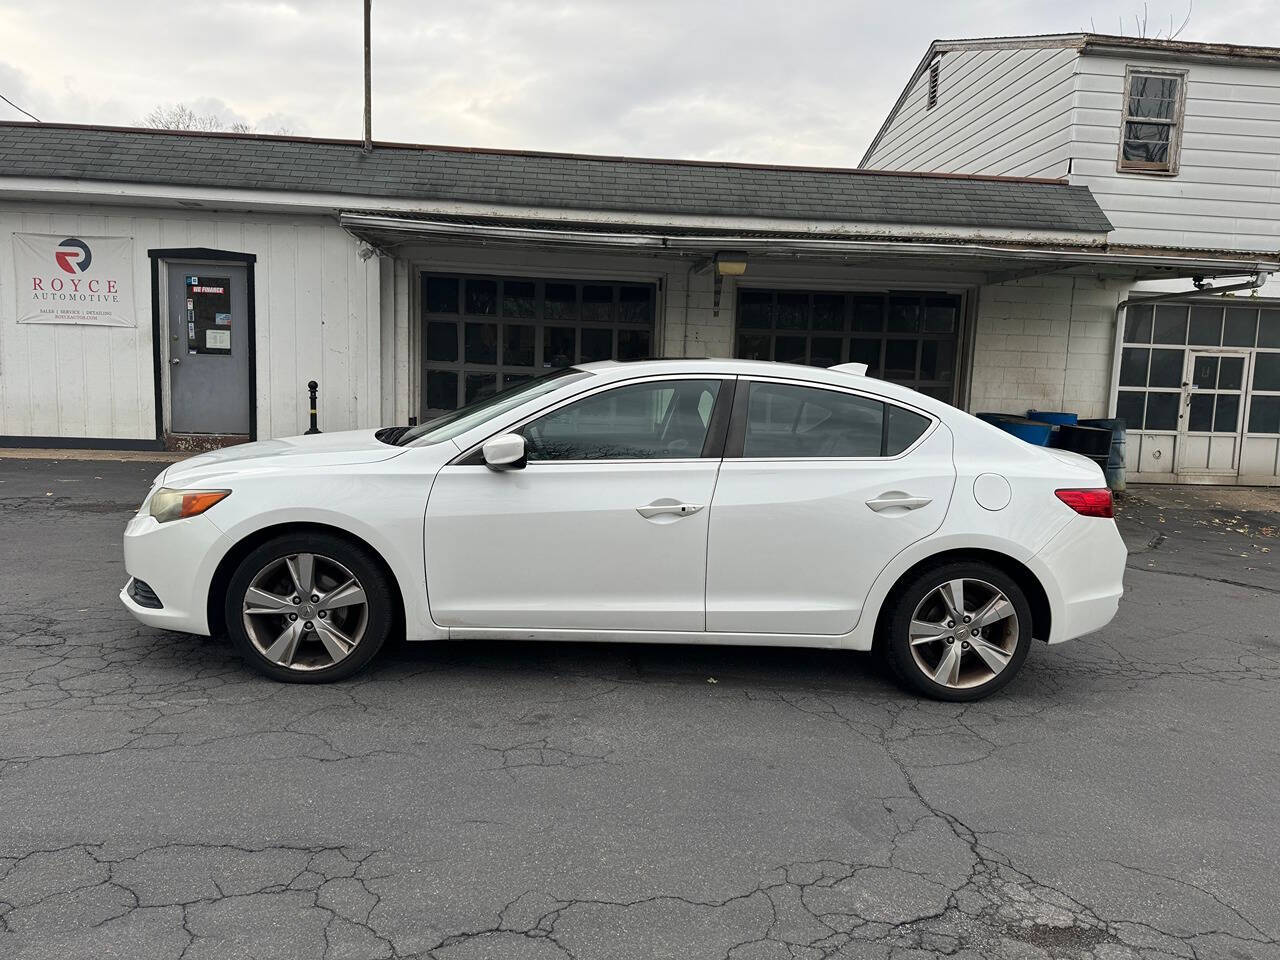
[148, 487, 231, 523]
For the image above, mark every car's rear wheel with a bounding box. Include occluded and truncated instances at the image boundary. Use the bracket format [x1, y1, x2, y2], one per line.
[883, 561, 1032, 701]
[224, 532, 393, 682]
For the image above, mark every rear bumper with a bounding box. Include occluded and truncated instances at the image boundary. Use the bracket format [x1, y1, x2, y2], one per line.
[120, 511, 229, 634]
[1034, 515, 1127, 644]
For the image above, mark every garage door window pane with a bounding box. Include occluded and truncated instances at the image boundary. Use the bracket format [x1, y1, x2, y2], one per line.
[503, 281, 536, 318]
[1148, 349, 1183, 388]
[523, 380, 720, 460]
[425, 276, 459, 314]
[1188, 306, 1222, 346]
[1214, 394, 1239, 432]
[920, 341, 954, 382]
[1248, 395, 1280, 433]
[465, 279, 497, 315]
[738, 333, 770, 361]
[618, 329, 650, 360]
[1116, 391, 1145, 430]
[888, 296, 921, 333]
[774, 336, 806, 364]
[884, 339, 917, 378]
[465, 323, 497, 364]
[426, 322, 458, 362]
[1153, 305, 1187, 344]
[1260, 311, 1280, 348]
[851, 339, 881, 374]
[1188, 393, 1213, 431]
[1219, 356, 1244, 390]
[582, 286, 613, 322]
[544, 327, 576, 368]
[777, 293, 808, 330]
[1144, 392, 1179, 430]
[744, 382, 884, 458]
[738, 291, 772, 329]
[1224, 308, 1258, 347]
[809, 337, 843, 368]
[544, 283, 577, 320]
[851, 296, 885, 332]
[923, 296, 958, 333]
[618, 286, 652, 324]
[425, 370, 458, 411]
[465, 373, 497, 404]
[1119, 348, 1149, 387]
[504, 325, 535, 367]
[1254, 353, 1280, 391]
[1125, 304, 1153, 343]
[812, 294, 845, 331]
[580, 328, 613, 362]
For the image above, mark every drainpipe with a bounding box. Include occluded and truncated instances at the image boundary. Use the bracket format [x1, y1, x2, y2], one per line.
[1107, 272, 1270, 418]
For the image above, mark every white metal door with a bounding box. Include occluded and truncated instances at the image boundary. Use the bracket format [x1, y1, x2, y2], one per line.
[424, 460, 719, 631]
[1175, 351, 1249, 477]
[705, 382, 955, 636]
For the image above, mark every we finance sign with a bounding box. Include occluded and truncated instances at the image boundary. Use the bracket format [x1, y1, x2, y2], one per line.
[15, 233, 136, 327]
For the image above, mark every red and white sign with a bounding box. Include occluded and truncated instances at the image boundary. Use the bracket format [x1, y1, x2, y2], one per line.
[14, 233, 136, 327]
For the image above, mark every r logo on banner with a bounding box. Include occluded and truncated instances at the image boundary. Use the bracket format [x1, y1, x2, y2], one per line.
[14, 233, 136, 327]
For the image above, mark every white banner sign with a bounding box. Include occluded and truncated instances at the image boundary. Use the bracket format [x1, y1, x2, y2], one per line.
[14, 233, 136, 326]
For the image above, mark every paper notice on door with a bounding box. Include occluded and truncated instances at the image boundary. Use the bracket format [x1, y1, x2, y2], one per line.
[205, 329, 231, 350]
[214, 312, 232, 326]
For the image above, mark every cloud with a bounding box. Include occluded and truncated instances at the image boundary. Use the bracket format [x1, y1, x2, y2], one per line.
[0, 0, 1275, 163]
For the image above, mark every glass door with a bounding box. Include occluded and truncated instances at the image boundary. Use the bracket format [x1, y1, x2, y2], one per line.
[1176, 351, 1248, 475]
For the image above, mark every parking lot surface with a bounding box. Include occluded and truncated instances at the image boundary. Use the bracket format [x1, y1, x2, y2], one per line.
[1, 457, 1277, 960]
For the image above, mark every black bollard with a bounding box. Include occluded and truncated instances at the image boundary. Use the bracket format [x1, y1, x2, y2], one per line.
[305, 380, 321, 434]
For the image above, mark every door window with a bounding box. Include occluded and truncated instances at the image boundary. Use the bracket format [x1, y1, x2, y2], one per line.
[740, 382, 929, 458]
[521, 379, 721, 461]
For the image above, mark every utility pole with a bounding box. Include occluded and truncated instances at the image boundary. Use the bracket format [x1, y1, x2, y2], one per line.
[363, 0, 372, 153]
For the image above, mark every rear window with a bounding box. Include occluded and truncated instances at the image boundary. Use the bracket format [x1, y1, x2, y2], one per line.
[740, 382, 931, 458]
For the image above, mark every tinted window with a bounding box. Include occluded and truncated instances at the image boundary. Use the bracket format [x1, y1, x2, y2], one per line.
[522, 380, 720, 461]
[885, 405, 930, 455]
[743, 382, 884, 458]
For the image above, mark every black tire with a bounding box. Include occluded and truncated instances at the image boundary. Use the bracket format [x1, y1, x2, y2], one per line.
[882, 560, 1033, 702]
[224, 532, 394, 683]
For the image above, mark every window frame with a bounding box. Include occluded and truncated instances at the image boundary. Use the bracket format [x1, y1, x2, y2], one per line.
[1116, 65, 1187, 177]
[723, 377, 938, 462]
[451, 374, 737, 466]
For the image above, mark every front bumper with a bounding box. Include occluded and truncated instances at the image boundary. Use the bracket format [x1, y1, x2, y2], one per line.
[120, 510, 229, 634]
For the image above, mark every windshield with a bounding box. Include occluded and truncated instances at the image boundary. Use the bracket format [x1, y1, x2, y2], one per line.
[395, 368, 591, 446]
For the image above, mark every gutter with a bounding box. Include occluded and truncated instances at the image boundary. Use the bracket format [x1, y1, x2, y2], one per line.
[338, 213, 1279, 276]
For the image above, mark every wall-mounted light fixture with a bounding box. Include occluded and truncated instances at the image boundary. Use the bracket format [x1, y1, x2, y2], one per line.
[712, 250, 748, 316]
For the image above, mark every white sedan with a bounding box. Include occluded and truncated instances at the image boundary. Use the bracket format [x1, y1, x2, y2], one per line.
[121, 359, 1125, 701]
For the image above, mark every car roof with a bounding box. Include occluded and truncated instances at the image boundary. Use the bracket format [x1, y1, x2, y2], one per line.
[574, 358, 949, 417]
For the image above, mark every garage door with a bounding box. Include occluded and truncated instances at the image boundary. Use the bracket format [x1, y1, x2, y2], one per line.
[420, 273, 656, 418]
[733, 288, 961, 402]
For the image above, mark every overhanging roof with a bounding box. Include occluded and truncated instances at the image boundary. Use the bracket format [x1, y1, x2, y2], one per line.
[340, 212, 1279, 283]
[0, 121, 1112, 235]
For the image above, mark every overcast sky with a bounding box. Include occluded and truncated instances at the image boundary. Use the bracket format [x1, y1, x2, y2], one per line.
[1, 1, 1275, 165]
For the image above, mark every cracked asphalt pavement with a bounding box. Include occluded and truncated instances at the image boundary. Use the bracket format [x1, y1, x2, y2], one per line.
[1, 456, 1278, 960]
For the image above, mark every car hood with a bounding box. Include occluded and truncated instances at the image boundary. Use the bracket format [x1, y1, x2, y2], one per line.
[160, 429, 408, 486]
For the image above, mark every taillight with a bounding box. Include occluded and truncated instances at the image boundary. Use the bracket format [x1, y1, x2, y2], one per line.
[1055, 488, 1113, 518]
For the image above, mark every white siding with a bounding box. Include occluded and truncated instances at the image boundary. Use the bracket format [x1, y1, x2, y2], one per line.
[0, 201, 380, 441]
[1071, 53, 1280, 252]
[865, 47, 1078, 179]
[970, 275, 1126, 419]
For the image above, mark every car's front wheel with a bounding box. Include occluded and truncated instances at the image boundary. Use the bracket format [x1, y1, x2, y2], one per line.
[883, 561, 1032, 701]
[224, 532, 393, 682]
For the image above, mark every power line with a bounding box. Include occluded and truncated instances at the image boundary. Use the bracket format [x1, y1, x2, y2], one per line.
[0, 92, 40, 122]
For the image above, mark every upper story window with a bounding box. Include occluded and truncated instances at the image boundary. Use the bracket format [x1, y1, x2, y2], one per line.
[1119, 68, 1186, 175]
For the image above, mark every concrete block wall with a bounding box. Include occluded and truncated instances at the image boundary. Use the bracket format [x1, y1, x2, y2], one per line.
[970, 275, 1126, 419]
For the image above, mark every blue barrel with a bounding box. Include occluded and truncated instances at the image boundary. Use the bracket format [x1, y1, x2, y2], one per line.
[1079, 418, 1127, 491]
[1027, 410, 1078, 426]
[976, 413, 1054, 446]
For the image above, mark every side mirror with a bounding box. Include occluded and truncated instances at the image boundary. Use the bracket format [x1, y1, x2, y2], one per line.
[481, 433, 527, 470]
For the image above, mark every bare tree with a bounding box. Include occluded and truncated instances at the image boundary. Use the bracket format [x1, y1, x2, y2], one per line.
[140, 102, 287, 135]
[1090, 2, 1192, 39]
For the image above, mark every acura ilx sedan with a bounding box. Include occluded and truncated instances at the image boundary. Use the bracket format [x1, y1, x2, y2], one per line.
[121, 359, 1125, 700]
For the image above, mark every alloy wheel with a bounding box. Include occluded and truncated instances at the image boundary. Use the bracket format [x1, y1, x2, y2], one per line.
[241, 552, 369, 671]
[907, 578, 1019, 690]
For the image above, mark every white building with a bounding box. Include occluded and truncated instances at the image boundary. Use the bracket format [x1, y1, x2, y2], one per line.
[863, 33, 1280, 484]
[1, 119, 1277, 483]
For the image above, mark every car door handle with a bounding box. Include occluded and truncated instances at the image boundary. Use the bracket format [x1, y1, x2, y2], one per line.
[636, 500, 704, 520]
[865, 494, 932, 512]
